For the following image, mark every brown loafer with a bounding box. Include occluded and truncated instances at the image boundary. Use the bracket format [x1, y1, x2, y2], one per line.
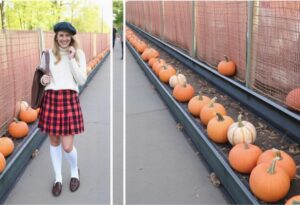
[52, 182, 62, 196]
[70, 169, 80, 192]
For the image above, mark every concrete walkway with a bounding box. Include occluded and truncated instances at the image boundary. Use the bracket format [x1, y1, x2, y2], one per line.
[113, 37, 124, 205]
[4, 56, 110, 204]
[126, 45, 229, 204]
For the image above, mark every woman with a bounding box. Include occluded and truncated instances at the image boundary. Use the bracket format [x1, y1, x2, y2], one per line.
[38, 21, 87, 197]
[113, 26, 117, 48]
[119, 25, 123, 60]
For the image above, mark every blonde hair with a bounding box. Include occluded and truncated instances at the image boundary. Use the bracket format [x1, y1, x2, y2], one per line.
[53, 33, 80, 64]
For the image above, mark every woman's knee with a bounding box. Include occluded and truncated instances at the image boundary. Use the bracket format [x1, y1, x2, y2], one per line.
[49, 135, 60, 146]
[61, 135, 74, 153]
[62, 144, 73, 153]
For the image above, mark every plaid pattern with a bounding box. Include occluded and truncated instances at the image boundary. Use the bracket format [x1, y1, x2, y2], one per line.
[38, 89, 84, 136]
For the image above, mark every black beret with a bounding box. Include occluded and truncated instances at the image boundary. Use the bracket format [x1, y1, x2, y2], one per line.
[53, 22, 76, 35]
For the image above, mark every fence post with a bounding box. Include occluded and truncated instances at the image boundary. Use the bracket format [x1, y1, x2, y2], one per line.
[245, 1, 254, 88]
[190, 1, 196, 58]
[160, 1, 164, 40]
[148, 2, 152, 34]
[37, 28, 45, 59]
[93, 33, 97, 57]
[142, 1, 146, 31]
[133, 1, 140, 26]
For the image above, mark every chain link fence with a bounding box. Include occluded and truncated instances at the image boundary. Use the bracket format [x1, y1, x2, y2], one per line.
[126, 1, 300, 110]
[251, 1, 300, 102]
[0, 29, 110, 134]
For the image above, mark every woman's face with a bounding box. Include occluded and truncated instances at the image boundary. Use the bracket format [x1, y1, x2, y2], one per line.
[56, 31, 72, 48]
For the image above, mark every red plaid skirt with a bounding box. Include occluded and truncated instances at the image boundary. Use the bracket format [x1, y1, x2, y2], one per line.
[38, 89, 84, 136]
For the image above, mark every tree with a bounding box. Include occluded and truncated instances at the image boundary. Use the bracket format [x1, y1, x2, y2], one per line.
[6, 0, 63, 30]
[0, 0, 7, 30]
[3, 0, 109, 33]
[113, 0, 123, 29]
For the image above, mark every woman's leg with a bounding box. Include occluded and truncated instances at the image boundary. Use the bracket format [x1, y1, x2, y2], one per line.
[62, 135, 80, 192]
[121, 40, 123, 59]
[49, 135, 62, 183]
[62, 135, 79, 179]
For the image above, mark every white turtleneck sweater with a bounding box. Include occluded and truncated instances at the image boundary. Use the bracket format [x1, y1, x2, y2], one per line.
[40, 47, 87, 93]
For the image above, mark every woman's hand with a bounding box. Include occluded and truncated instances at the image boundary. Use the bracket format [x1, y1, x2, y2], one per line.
[41, 74, 51, 85]
[68, 46, 76, 59]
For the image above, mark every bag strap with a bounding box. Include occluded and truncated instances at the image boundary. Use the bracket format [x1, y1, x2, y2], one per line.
[41, 50, 50, 74]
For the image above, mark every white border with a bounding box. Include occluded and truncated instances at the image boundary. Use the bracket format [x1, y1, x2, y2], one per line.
[110, 0, 113, 204]
[123, 0, 126, 204]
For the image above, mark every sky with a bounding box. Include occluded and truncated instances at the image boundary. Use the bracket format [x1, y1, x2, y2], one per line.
[88, 0, 112, 26]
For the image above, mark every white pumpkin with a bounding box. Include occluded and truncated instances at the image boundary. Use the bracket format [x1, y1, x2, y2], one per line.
[227, 114, 256, 145]
[169, 73, 187, 88]
[20, 101, 29, 111]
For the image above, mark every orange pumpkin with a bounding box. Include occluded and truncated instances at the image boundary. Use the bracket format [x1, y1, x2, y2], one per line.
[86, 66, 92, 74]
[96, 54, 103, 61]
[141, 48, 159, 61]
[0, 153, 6, 173]
[8, 119, 29, 138]
[35, 108, 40, 115]
[187, 92, 211, 116]
[91, 59, 98, 67]
[200, 97, 227, 125]
[257, 148, 296, 180]
[155, 67, 164, 77]
[19, 107, 38, 123]
[285, 195, 300, 205]
[173, 83, 195, 102]
[130, 37, 138, 47]
[148, 58, 158, 67]
[228, 143, 262, 174]
[148, 48, 159, 60]
[152, 59, 166, 73]
[0, 137, 14, 157]
[249, 158, 290, 202]
[141, 48, 151, 61]
[207, 113, 234, 143]
[159, 65, 176, 83]
[285, 88, 300, 111]
[87, 62, 93, 68]
[136, 41, 147, 53]
[133, 38, 141, 48]
[217, 55, 236, 76]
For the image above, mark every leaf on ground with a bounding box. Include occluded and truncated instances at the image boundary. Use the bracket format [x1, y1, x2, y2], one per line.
[176, 123, 183, 130]
[209, 172, 221, 187]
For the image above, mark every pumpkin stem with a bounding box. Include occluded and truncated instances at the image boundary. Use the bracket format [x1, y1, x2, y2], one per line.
[244, 142, 249, 149]
[163, 65, 168, 70]
[237, 114, 244, 127]
[272, 148, 282, 160]
[13, 118, 19, 123]
[197, 91, 203, 100]
[216, 113, 224, 121]
[208, 97, 217, 108]
[224, 55, 229, 62]
[267, 157, 280, 175]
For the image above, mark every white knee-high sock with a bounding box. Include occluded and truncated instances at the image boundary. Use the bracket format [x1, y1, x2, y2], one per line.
[64, 146, 79, 179]
[50, 144, 62, 183]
